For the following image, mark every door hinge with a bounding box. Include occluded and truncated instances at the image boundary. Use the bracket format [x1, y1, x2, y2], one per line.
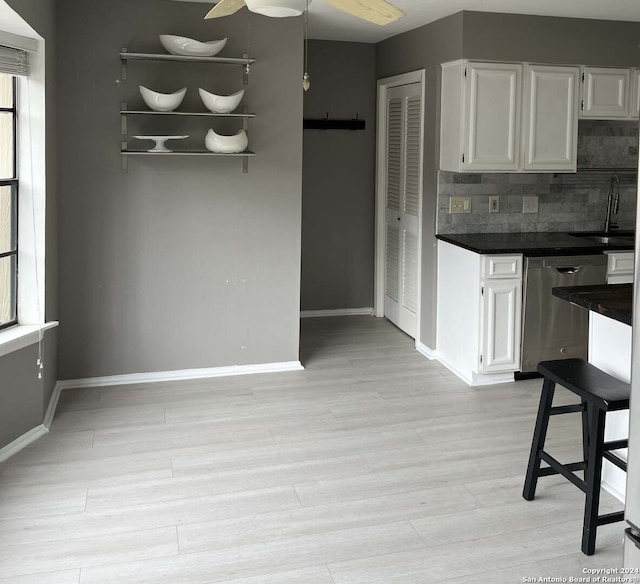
[581, 100, 584, 111]
[464, 67, 467, 78]
[481, 286, 484, 295]
[581, 72, 584, 83]
[462, 154, 465, 163]
[480, 354, 483, 364]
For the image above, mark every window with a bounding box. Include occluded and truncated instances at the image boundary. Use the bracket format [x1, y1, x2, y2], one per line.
[0, 73, 17, 329]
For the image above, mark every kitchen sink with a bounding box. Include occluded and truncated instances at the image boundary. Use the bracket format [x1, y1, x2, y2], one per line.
[568, 232, 635, 245]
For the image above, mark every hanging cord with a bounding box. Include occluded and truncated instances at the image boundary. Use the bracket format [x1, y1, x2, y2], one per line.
[302, 0, 310, 91]
[25, 77, 44, 379]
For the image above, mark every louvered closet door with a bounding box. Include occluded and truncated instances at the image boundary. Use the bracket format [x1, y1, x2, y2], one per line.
[384, 83, 423, 339]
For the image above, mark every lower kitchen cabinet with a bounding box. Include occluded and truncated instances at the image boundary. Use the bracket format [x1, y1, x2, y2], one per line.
[436, 241, 522, 385]
[606, 250, 635, 284]
[480, 277, 522, 373]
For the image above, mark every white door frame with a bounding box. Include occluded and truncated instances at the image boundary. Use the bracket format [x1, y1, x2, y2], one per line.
[374, 70, 426, 343]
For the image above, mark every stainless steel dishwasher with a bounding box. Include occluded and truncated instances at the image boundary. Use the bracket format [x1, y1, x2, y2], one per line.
[520, 254, 607, 374]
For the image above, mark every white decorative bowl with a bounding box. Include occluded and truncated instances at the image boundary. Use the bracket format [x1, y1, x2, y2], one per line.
[139, 86, 187, 112]
[159, 35, 227, 57]
[205, 129, 248, 153]
[198, 88, 244, 114]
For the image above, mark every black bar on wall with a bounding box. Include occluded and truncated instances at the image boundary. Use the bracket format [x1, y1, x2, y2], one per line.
[303, 118, 366, 131]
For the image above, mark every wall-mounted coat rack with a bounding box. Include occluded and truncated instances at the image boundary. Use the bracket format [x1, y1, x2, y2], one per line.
[303, 113, 365, 131]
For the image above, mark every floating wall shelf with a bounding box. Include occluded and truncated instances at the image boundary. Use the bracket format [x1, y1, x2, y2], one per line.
[120, 144, 255, 173]
[120, 49, 255, 84]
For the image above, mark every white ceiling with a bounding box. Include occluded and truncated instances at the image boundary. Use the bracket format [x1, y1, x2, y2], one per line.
[305, 0, 640, 43]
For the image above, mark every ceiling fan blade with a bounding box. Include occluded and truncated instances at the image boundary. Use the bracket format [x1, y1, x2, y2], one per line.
[323, 0, 404, 25]
[204, 0, 247, 19]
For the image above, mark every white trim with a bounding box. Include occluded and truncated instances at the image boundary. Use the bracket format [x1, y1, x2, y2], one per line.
[0, 424, 47, 463]
[374, 70, 426, 341]
[434, 351, 515, 386]
[602, 478, 626, 504]
[300, 308, 374, 318]
[0, 321, 58, 358]
[415, 340, 437, 360]
[43, 381, 62, 429]
[0, 30, 37, 52]
[57, 361, 305, 390]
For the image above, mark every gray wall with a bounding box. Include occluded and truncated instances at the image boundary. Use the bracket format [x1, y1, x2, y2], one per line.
[462, 12, 640, 67]
[0, 0, 58, 448]
[301, 40, 376, 311]
[376, 13, 463, 349]
[56, 0, 303, 379]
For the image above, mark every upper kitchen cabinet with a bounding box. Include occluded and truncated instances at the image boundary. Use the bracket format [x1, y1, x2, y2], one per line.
[522, 65, 579, 172]
[632, 69, 640, 118]
[440, 61, 522, 173]
[581, 67, 631, 119]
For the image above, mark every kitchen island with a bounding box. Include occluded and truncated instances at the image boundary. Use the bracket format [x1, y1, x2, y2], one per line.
[553, 284, 631, 503]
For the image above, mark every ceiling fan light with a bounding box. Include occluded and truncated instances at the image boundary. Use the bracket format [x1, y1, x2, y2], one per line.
[244, 0, 309, 17]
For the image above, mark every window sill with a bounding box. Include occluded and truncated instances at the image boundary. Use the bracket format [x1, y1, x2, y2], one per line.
[0, 321, 59, 359]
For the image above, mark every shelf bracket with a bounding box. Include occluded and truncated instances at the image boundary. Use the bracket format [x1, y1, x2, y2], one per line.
[121, 102, 127, 135]
[242, 106, 249, 173]
[121, 141, 128, 173]
[121, 48, 128, 81]
[243, 54, 250, 86]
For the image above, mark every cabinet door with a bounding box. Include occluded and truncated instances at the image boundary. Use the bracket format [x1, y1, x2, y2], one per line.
[581, 67, 630, 118]
[523, 65, 579, 171]
[632, 69, 640, 119]
[480, 278, 522, 373]
[463, 63, 521, 171]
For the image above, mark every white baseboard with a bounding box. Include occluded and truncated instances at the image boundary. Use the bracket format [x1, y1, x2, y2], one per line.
[435, 353, 474, 385]
[300, 308, 374, 318]
[0, 424, 48, 463]
[415, 341, 437, 360]
[57, 360, 305, 390]
[43, 381, 63, 429]
[602, 478, 626, 504]
[433, 353, 515, 387]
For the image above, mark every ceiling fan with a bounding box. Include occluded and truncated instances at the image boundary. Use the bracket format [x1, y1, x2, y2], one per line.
[204, 0, 405, 26]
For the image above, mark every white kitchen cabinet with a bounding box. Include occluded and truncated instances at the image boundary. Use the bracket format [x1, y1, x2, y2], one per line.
[632, 69, 640, 119]
[440, 61, 521, 172]
[479, 256, 523, 373]
[522, 65, 579, 172]
[606, 251, 635, 284]
[436, 241, 522, 385]
[581, 67, 631, 119]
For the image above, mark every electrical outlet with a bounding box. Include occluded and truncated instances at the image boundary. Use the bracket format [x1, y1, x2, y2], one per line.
[450, 196, 472, 214]
[489, 196, 500, 213]
[523, 196, 539, 214]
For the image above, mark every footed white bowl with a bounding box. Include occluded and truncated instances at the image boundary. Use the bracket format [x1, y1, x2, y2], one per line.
[133, 135, 188, 153]
[159, 35, 227, 57]
[199, 88, 244, 114]
[205, 129, 248, 153]
[139, 86, 187, 112]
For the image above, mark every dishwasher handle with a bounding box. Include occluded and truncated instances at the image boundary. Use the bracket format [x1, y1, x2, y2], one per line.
[554, 266, 582, 275]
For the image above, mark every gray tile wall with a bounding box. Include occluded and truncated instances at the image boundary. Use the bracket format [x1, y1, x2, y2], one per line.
[436, 120, 638, 234]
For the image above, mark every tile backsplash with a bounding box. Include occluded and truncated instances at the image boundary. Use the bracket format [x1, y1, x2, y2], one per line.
[437, 120, 638, 234]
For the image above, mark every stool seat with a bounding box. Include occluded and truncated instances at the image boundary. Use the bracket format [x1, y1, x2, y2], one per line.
[524, 358, 630, 556]
[537, 359, 630, 411]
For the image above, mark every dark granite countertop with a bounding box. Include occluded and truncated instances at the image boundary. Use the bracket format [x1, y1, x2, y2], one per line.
[436, 232, 635, 255]
[552, 284, 633, 326]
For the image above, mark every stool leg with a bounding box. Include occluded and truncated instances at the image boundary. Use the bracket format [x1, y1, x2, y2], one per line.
[582, 403, 606, 556]
[581, 398, 589, 466]
[523, 378, 555, 501]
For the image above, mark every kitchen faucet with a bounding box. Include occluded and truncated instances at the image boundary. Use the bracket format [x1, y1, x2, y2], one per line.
[604, 174, 620, 233]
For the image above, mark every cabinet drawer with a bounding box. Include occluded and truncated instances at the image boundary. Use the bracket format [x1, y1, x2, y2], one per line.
[482, 255, 523, 279]
[607, 252, 635, 276]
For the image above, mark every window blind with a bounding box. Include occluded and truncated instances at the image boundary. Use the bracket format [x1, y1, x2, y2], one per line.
[0, 45, 29, 76]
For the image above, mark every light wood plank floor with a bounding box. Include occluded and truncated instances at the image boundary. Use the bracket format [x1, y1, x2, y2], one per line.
[0, 316, 626, 583]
